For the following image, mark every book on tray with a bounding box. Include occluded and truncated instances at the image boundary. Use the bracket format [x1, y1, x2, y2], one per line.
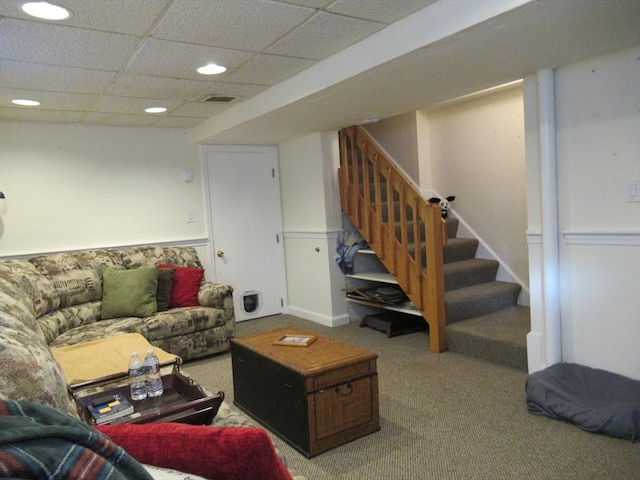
[82, 392, 134, 424]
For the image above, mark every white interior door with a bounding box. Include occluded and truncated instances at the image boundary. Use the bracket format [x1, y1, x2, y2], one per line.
[203, 146, 286, 322]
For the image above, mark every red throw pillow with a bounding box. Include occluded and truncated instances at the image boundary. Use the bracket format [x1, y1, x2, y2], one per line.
[158, 264, 204, 307]
[95, 423, 293, 480]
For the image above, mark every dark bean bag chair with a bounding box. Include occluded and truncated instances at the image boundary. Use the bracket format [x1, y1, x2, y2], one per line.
[525, 362, 640, 442]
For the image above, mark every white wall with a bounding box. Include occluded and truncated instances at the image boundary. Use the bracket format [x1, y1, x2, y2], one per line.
[278, 131, 349, 326]
[554, 47, 640, 379]
[0, 122, 206, 257]
[364, 112, 420, 184]
[425, 86, 530, 293]
[526, 46, 640, 380]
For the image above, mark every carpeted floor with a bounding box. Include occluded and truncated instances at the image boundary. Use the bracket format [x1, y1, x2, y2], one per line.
[183, 314, 639, 480]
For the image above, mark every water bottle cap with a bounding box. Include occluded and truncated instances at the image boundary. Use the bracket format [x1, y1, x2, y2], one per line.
[147, 349, 153, 354]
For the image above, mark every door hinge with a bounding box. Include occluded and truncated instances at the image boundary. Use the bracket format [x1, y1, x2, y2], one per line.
[281, 298, 284, 307]
[276, 233, 280, 243]
[272, 168, 275, 178]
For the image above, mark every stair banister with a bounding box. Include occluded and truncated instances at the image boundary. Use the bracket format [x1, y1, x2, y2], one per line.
[338, 126, 447, 353]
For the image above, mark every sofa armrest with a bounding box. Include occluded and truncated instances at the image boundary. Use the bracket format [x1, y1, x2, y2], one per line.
[198, 282, 233, 310]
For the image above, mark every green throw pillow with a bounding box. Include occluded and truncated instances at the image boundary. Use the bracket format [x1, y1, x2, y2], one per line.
[101, 266, 158, 320]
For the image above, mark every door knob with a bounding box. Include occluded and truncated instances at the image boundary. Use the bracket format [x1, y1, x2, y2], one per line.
[216, 250, 225, 257]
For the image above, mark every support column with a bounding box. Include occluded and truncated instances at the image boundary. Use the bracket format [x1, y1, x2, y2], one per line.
[538, 69, 562, 366]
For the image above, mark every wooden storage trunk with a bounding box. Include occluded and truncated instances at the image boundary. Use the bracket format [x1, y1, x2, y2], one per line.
[231, 327, 380, 457]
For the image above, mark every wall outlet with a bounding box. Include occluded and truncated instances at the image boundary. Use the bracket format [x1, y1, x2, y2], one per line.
[186, 209, 195, 223]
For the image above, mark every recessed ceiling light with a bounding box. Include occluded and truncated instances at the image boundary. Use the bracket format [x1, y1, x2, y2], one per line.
[145, 107, 167, 114]
[197, 63, 227, 75]
[12, 99, 41, 106]
[22, 2, 71, 20]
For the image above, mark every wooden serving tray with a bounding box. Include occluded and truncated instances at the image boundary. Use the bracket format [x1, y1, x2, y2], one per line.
[72, 364, 224, 426]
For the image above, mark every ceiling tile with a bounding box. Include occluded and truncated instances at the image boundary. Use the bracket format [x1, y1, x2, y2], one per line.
[82, 111, 160, 126]
[169, 102, 231, 118]
[275, 0, 334, 8]
[266, 12, 384, 60]
[0, 88, 98, 111]
[91, 96, 183, 115]
[0, 0, 170, 35]
[152, 116, 205, 129]
[125, 38, 255, 81]
[152, 0, 316, 52]
[0, 60, 116, 94]
[0, 107, 86, 123]
[0, 18, 140, 70]
[327, 0, 437, 24]
[199, 83, 270, 101]
[222, 54, 315, 85]
[106, 74, 213, 100]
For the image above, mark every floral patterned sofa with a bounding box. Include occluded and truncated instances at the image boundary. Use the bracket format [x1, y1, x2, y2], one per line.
[0, 245, 235, 415]
[0, 245, 305, 479]
[0, 245, 234, 361]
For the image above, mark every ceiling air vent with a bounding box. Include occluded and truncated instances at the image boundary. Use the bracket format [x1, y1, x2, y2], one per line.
[204, 95, 236, 103]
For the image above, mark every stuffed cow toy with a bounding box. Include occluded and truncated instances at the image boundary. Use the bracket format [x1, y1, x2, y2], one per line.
[429, 196, 455, 220]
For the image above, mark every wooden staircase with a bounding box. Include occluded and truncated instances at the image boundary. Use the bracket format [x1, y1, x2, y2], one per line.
[339, 126, 529, 370]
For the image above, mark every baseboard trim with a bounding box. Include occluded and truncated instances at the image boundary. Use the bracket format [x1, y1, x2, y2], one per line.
[287, 305, 350, 327]
[526, 331, 547, 374]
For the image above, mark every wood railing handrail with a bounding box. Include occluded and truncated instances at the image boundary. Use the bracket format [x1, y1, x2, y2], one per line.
[338, 126, 447, 352]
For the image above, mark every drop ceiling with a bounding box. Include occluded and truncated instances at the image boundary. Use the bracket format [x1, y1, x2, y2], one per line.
[0, 0, 638, 145]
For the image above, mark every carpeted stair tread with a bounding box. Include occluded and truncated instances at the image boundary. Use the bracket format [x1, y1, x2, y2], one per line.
[444, 258, 500, 291]
[444, 237, 478, 263]
[445, 281, 521, 324]
[446, 305, 530, 370]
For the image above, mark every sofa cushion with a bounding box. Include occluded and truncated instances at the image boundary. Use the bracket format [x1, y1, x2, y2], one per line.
[29, 250, 124, 308]
[95, 423, 294, 480]
[102, 267, 158, 320]
[121, 246, 203, 269]
[0, 260, 60, 318]
[0, 303, 78, 418]
[144, 306, 226, 341]
[38, 301, 102, 344]
[48, 316, 148, 349]
[159, 265, 203, 307]
[36, 309, 70, 344]
[148, 325, 229, 362]
[0, 279, 47, 341]
[156, 268, 175, 312]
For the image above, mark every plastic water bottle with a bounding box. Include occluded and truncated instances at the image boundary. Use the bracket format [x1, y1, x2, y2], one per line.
[128, 351, 147, 401]
[143, 349, 163, 397]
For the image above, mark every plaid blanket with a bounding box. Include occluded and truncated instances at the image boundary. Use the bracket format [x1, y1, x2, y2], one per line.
[0, 399, 152, 479]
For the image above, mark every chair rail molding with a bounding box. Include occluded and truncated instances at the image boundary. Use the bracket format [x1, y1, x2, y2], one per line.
[562, 231, 640, 246]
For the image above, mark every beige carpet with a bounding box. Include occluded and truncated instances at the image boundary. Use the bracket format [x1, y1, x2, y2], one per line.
[183, 314, 639, 480]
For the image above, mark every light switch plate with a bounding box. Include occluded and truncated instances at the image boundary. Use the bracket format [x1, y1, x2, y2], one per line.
[182, 169, 193, 182]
